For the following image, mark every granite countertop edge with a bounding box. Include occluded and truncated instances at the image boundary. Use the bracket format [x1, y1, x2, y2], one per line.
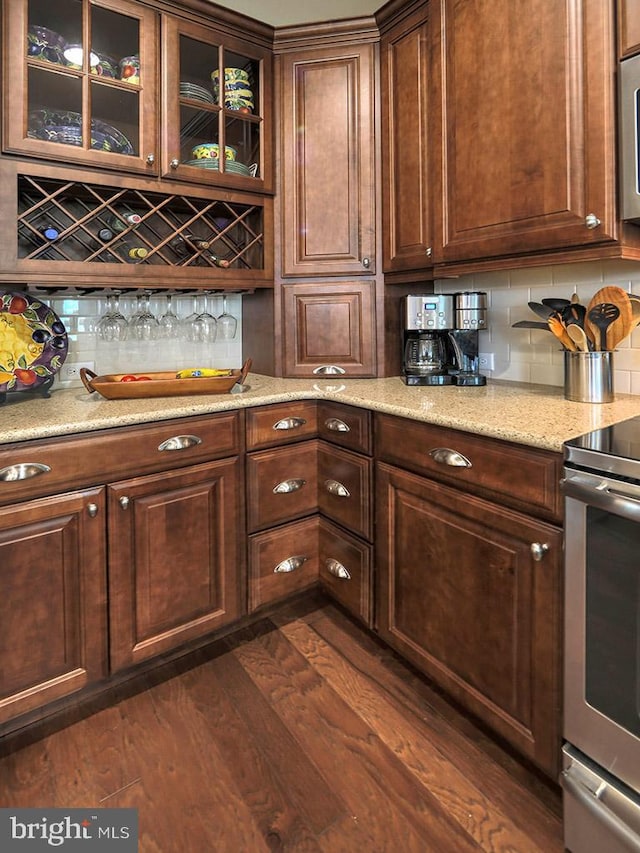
[2, 374, 640, 452]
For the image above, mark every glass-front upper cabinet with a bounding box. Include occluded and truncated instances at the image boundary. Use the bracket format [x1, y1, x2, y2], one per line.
[162, 16, 272, 192]
[3, 0, 158, 174]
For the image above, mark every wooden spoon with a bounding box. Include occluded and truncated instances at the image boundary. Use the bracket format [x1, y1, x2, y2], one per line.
[587, 286, 633, 349]
[548, 315, 577, 351]
[567, 323, 590, 352]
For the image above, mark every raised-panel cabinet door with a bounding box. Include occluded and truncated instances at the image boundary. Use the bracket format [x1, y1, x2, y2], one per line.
[432, 0, 617, 264]
[0, 488, 107, 725]
[108, 459, 244, 671]
[280, 44, 376, 276]
[376, 462, 562, 778]
[282, 281, 376, 377]
[380, 2, 433, 273]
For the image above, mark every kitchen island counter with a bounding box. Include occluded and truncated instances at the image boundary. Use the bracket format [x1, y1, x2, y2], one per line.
[2, 374, 639, 451]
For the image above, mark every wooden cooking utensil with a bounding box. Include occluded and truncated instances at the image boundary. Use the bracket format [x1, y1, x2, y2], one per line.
[567, 323, 590, 352]
[548, 315, 577, 350]
[586, 303, 620, 351]
[587, 286, 633, 349]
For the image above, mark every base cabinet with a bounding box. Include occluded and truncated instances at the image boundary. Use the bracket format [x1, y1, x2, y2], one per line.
[0, 488, 107, 724]
[376, 461, 562, 776]
[108, 459, 244, 672]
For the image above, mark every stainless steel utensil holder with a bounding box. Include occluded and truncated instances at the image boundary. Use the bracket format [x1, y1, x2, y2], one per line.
[564, 351, 614, 403]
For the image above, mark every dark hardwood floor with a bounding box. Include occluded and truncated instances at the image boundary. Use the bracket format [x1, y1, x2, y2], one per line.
[0, 598, 563, 852]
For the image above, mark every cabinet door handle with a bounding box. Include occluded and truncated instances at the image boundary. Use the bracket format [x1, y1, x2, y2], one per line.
[274, 555, 308, 574]
[326, 559, 351, 580]
[273, 478, 306, 494]
[146, 153, 155, 165]
[530, 542, 550, 561]
[362, 257, 370, 268]
[428, 447, 472, 468]
[170, 158, 180, 169]
[273, 417, 306, 431]
[0, 462, 51, 481]
[585, 213, 601, 229]
[324, 417, 350, 433]
[87, 503, 99, 518]
[324, 479, 350, 497]
[119, 496, 130, 510]
[158, 435, 203, 452]
[312, 365, 346, 375]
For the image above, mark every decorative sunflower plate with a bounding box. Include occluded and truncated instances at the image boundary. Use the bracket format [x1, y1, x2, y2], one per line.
[0, 291, 68, 398]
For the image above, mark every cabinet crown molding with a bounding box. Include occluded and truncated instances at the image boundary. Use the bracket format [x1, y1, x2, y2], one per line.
[274, 17, 379, 53]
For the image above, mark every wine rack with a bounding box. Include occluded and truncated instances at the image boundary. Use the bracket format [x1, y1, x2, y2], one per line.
[0, 161, 273, 288]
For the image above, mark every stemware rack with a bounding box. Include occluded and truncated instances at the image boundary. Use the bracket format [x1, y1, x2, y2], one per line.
[0, 162, 272, 288]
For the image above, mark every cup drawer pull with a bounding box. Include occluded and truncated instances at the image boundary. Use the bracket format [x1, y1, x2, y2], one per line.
[158, 435, 203, 452]
[326, 559, 351, 580]
[273, 417, 306, 431]
[324, 479, 350, 497]
[273, 478, 306, 494]
[324, 418, 350, 433]
[0, 463, 51, 481]
[274, 555, 308, 574]
[313, 365, 346, 375]
[428, 447, 472, 468]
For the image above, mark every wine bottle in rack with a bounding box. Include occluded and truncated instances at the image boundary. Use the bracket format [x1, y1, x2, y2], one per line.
[118, 240, 149, 262]
[107, 211, 142, 232]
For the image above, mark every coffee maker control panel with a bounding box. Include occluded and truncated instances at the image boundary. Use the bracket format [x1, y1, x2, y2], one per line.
[405, 295, 454, 331]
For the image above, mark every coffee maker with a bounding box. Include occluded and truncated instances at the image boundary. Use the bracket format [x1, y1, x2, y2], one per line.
[403, 292, 487, 386]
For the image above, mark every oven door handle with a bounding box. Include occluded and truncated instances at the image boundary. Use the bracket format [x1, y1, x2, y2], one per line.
[561, 474, 640, 523]
[561, 765, 640, 852]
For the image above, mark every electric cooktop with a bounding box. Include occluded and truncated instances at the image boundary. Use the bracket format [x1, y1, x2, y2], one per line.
[564, 414, 640, 480]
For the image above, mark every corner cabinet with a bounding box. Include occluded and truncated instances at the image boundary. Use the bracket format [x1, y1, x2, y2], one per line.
[430, 0, 640, 270]
[279, 41, 376, 277]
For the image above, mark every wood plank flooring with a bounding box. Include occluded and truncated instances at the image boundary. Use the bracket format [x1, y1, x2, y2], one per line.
[0, 598, 563, 852]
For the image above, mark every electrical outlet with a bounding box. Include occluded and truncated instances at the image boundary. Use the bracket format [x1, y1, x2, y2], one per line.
[478, 352, 495, 371]
[61, 361, 94, 381]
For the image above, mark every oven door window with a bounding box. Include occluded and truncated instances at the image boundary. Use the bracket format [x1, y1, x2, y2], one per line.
[585, 506, 640, 736]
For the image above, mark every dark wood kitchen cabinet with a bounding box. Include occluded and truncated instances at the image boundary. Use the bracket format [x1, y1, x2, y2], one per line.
[378, 0, 434, 275]
[375, 413, 563, 777]
[279, 39, 377, 277]
[618, 0, 640, 57]
[281, 281, 377, 377]
[429, 0, 640, 270]
[0, 487, 107, 725]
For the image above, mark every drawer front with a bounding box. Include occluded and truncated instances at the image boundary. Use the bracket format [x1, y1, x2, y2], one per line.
[319, 518, 372, 626]
[246, 441, 318, 532]
[317, 402, 372, 454]
[375, 413, 562, 521]
[248, 517, 320, 612]
[0, 411, 242, 507]
[318, 442, 372, 540]
[246, 401, 318, 450]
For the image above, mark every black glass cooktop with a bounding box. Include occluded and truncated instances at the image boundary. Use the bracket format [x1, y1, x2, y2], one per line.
[564, 414, 640, 479]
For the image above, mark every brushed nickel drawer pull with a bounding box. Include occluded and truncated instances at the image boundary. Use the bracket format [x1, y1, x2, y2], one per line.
[0, 462, 51, 481]
[273, 417, 306, 431]
[274, 555, 308, 574]
[313, 365, 346, 375]
[324, 479, 350, 497]
[273, 478, 306, 494]
[428, 448, 472, 468]
[87, 503, 99, 518]
[326, 559, 351, 580]
[119, 496, 130, 510]
[158, 435, 203, 452]
[324, 417, 350, 433]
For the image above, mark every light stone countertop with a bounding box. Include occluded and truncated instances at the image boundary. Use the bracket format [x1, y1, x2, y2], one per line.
[1, 373, 640, 452]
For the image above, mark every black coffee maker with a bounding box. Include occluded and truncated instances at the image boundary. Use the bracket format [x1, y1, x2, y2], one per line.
[403, 292, 487, 386]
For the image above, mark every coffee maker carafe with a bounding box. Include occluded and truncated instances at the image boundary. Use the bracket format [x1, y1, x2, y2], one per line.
[402, 292, 487, 386]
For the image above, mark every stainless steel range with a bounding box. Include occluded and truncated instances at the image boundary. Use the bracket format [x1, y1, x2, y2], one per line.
[562, 417, 640, 853]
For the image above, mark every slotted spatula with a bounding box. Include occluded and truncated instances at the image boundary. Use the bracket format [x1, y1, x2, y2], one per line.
[587, 303, 620, 351]
[587, 287, 633, 349]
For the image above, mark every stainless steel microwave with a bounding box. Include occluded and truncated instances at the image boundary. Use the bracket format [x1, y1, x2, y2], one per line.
[620, 54, 640, 223]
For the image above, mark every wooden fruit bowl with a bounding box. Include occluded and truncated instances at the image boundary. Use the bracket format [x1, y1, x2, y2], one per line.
[80, 359, 251, 400]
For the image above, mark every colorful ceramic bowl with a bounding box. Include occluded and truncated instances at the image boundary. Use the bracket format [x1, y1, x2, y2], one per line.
[26, 25, 67, 65]
[119, 55, 140, 84]
[191, 143, 236, 161]
[211, 68, 254, 111]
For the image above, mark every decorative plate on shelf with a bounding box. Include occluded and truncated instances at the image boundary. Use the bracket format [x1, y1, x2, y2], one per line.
[0, 292, 68, 394]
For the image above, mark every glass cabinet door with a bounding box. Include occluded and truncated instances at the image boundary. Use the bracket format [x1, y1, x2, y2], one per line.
[162, 16, 271, 191]
[4, 0, 158, 174]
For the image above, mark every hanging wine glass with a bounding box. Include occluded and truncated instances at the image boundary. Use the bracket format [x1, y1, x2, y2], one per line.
[194, 292, 217, 344]
[159, 294, 182, 339]
[96, 293, 128, 342]
[129, 292, 159, 341]
[217, 295, 237, 340]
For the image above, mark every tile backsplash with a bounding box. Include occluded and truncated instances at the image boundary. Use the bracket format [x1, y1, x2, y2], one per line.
[436, 259, 640, 395]
[48, 292, 243, 389]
